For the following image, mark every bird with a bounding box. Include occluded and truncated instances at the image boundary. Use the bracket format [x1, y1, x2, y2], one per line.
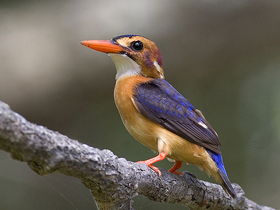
[81, 34, 236, 198]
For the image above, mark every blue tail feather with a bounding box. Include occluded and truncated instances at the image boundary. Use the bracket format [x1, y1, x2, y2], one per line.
[207, 150, 228, 175]
[206, 150, 236, 198]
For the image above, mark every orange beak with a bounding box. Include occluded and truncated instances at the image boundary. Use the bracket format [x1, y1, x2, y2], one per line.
[81, 40, 125, 54]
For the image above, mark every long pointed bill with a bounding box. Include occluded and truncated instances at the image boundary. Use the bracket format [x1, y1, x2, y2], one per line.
[81, 40, 124, 54]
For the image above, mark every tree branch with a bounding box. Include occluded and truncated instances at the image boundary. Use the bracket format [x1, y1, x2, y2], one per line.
[0, 100, 274, 210]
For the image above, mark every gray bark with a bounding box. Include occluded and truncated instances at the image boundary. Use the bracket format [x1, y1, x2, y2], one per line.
[0, 100, 274, 210]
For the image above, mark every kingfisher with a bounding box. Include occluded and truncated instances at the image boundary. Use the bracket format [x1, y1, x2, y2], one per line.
[81, 34, 236, 198]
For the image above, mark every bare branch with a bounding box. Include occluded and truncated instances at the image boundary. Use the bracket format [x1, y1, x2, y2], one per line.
[0, 100, 274, 210]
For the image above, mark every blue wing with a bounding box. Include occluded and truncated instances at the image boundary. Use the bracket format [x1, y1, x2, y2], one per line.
[133, 79, 221, 154]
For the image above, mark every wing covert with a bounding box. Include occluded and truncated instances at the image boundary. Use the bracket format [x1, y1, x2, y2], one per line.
[133, 79, 221, 154]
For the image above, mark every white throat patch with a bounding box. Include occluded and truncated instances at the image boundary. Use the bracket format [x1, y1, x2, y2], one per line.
[109, 54, 141, 80]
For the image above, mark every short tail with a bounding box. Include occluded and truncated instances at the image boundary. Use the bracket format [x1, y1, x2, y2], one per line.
[207, 150, 237, 198]
[219, 169, 236, 198]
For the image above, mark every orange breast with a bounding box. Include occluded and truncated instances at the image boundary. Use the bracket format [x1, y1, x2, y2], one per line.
[114, 75, 221, 182]
[114, 75, 159, 151]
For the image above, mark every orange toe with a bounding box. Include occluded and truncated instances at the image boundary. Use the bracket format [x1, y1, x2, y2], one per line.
[168, 161, 183, 175]
[136, 152, 167, 176]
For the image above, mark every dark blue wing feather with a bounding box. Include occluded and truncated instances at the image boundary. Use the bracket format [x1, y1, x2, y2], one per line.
[133, 79, 221, 154]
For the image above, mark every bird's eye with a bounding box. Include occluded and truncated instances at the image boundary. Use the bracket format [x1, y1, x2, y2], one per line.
[131, 41, 143, 51]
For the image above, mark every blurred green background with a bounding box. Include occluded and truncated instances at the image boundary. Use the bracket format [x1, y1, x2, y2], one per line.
[1, 0, 280, 209]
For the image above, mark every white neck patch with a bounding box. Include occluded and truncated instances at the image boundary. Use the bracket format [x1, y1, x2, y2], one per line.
[153, 61, 164, 79]
[153, 61, 161, 72]
[109, 53, 141, 80]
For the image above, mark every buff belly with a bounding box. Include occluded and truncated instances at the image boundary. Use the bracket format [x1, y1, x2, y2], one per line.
[114, 75, 222, 183]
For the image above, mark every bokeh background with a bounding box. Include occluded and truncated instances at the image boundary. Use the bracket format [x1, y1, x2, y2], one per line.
[1, 0, 280, 209]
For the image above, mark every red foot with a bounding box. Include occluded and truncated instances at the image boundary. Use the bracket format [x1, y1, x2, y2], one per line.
[136, 152, 167, 176]
[168, 161, 183, 175]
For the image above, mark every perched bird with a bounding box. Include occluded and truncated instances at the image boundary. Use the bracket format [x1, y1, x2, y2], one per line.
[81, 34, 236, 198]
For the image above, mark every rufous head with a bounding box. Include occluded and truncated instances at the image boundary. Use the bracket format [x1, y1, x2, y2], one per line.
[81, 35, 164, 80]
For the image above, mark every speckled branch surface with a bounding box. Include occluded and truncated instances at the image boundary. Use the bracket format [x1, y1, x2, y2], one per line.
[0, 100, 274, 210]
